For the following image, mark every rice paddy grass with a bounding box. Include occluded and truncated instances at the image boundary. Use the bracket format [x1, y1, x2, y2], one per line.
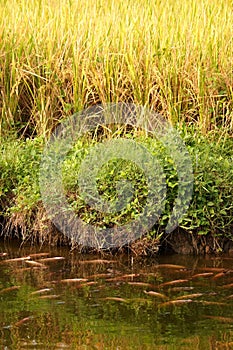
[1, 0, 232, 136]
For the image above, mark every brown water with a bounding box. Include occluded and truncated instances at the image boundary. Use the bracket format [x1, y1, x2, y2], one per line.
[0, 241, 233, 349]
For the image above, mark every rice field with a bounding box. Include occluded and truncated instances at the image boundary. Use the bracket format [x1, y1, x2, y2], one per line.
[1, 0, 233, 136]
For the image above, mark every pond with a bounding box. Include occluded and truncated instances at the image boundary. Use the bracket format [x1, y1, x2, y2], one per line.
[0, 241, 233, 349]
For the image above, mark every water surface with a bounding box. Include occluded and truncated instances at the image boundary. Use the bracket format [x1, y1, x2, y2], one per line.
[0, 241, 233, 349]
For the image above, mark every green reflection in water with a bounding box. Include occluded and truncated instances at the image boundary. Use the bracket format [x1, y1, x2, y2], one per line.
[0, 242, 233, 349]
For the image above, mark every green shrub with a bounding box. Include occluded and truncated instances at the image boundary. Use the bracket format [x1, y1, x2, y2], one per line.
[0, 126, 232, 244]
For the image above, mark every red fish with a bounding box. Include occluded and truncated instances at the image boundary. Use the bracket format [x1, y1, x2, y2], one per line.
[158, 279, 189, 288]
[160, 299, 193, 307]
[0, 286, 20, 294]
[143, 290, 167, 299]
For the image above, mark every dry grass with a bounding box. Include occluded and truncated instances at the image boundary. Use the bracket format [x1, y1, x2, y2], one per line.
[0, 0, 232, 136]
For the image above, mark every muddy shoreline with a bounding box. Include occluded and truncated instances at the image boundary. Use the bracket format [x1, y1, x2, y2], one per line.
[1, 219, 233, 256]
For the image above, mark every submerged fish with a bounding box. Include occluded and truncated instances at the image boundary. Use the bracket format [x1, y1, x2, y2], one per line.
[79, 259, 117, 264]
[3, 256, 31, 263]
[60, 278, 88, 283]
[160, 299, 193, 307]
[143, 290, 167, 299]
[14, 316, 33, 327]
[0, 253, 7, 257]
[38, 257, 65, 263]
[204, 315, 233, 323]
[199, 301, 226, 306]
[0, 286, 20, 294]
[226, 294, 233, 299]
[198, 267, 225, 273]
[155, 264, 186, 269]
[212, 271, 230, 280]
[105, 297, 127, 303]
[158, 279, 189, 288]
[191, 273, 214, 279]
[25, 260, 47, 268]
[220, 283, 233, 289]
[176, 293, 203, 300]
[38, 294, 60, 299]
[30, 288, 52, 295]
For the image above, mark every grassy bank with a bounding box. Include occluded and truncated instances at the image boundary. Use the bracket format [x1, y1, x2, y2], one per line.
[0, 128, 232, 251]
[0, 0, 232, 252]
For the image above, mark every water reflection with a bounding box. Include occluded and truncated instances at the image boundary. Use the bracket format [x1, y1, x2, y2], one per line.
[0, 241, 233, 349]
